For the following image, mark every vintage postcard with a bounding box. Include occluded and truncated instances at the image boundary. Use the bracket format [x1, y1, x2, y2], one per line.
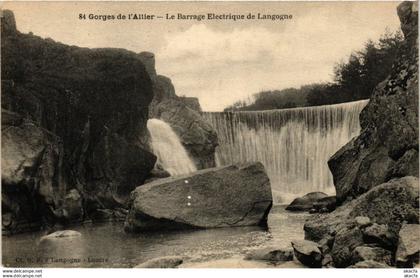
[1, 0, 418, 273]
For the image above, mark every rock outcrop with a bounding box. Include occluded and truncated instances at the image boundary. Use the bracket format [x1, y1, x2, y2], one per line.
[305, 177, 418, 241]
[179, 96, 203, 112]
[2, 10, 156, 234]
[302, 2, 418, 269]
[124, 162, 272, 232]
[138, 54, 218, 170]
[328, 1, 419, 204]
[151, 98, 218, 169]
[286, 192, 328, 211]
[304, 176, 419, 267]
[291, 240, 323, 268]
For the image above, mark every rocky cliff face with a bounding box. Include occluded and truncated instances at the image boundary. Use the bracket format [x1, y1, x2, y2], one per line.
[302, 2, 419, 268]
[138, 55, 218, 169]
[1, 10, 157, 234]
[328, 1, 419, 204]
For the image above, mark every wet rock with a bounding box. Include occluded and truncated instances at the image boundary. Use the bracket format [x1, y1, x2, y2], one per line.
[286, 192, 328, 211]
[362, 223, 398, 250]
[125, 162, 272, 232]
[349, 260, 391, 268]
[352, 246, 392, 266]
[135, 256, 184, 268]
[291, 240, 323, 268]
[396, 224, 420, 267]
[244, 247, 293, 263]
[40, 230, 81, 242]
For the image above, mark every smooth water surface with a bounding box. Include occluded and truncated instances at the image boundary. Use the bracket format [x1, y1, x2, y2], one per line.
[2, 206, 308, 268]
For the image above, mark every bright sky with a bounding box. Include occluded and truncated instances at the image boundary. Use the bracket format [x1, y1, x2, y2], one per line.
[3, 1, 402, 111]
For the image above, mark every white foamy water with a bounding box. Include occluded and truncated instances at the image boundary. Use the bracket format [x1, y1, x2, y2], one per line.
[147, 118, 197, 176]
[204, 100, 369, 203]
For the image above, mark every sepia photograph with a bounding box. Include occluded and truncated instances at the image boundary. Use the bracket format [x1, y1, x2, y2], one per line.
[1, 0, 418, 273]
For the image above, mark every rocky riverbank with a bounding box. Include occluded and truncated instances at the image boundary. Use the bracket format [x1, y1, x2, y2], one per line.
[294, 1, 419, 268]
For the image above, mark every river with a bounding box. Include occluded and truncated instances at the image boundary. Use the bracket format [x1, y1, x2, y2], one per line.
[2, 206, 308, 268]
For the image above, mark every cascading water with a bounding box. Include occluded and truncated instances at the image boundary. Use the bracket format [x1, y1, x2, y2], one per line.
[147, 118, 197, 176]
[203, 99, 369, 203]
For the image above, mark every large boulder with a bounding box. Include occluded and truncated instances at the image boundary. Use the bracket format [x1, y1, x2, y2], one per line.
[291, 240, 323, 268]
[124, 162, 272, 232]
[286, 192, 328, 211]
[362, 223, 398, 250]
[2, 10, 156, 233]
[304, 177, 419, 242]
[328, 1, 419, 204]
[396, 224, 420, 267]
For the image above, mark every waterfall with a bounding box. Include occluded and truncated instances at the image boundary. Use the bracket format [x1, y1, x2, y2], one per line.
[147, 118, 197, 176]
[203, 100, 368, 203]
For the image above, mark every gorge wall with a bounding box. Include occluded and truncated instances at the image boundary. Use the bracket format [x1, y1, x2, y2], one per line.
[1, 9, 218, 234]
[303, 2, 418, 268]
[1, 10, 159, 234]
[328, 1, 419, 204]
